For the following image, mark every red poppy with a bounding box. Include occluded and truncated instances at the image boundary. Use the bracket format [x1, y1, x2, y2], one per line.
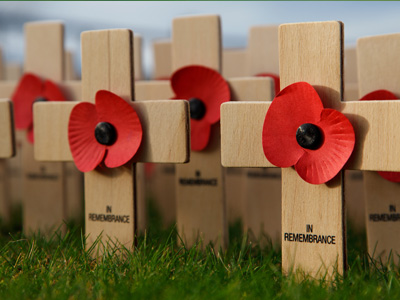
[262, 82, 355, 184]
[11, 73, 66, 143]
[256, 73, 280, 96]
[360, 90, 400, 182]
[170, 65, 230, 151]
[68, 90, 143, 172]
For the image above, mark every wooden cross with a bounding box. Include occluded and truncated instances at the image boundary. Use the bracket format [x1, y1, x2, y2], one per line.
[240, 25, 281, 244]
[33, 28, 189, 251]
[0, 49, 15, 223]
[222, 48, 246, 79]
[343, 47, 365, 233]
[136, 15, 273, 249]
[0, 22, 82, 234]
[357, 33, 400, 264]
[221, 21, 400, 278]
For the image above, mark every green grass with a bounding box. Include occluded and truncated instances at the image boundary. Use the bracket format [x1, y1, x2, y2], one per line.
[0, 204, 399, 299]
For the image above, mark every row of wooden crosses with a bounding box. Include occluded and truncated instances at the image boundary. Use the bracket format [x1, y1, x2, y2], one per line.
[1, 15, 400, 280]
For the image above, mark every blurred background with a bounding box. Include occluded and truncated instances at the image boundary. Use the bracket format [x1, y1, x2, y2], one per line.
[1, 1, 399, 78]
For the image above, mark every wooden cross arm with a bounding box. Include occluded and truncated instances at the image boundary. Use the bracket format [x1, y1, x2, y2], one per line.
[135, 77, 273, 102]
[0, 99, 15, 158]
[0, 81, 18, 98]
[33, 100, 190, 163]
[221, 101, 400, 171]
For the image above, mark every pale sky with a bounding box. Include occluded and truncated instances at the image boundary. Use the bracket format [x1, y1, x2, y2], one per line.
[0, 1, 399, 78]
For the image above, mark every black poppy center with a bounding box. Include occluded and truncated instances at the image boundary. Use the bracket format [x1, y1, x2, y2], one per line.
[34, 96, 48, 103]
[296, 123, 322, 150]
[189, 97, 206, 120]
[95, 122, 117, 146]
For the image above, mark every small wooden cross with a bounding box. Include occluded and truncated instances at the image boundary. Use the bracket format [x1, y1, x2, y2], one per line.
[241, 24, 281, 244]
[136, 15, 273, 249]
[0, 97, 15, 223]
[0, 22, 83, 234]
[221, 21, 400, 278]
[34, 28, 189, 251]
[357, 33, 400, 264]
[222, 48, 246, 79]
[343, 47, 365, 233]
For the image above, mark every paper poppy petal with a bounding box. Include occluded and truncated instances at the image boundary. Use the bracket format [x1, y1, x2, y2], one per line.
[262, 82, 324, 167]
[171, 65, 230, 124]
[191, 119, 211, 151]
[11, 73, 42, 129]
[95, 90, 143, 168]
[69, 102, 105, 172]
[295, 109, 355, 184]
[256, 73, 280, 96]
[360, 89, 400, 182]
[43, 80, 66, 101]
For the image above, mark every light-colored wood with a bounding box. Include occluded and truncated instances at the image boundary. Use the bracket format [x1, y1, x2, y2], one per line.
[343, 47, 365, 233]
[23, 21, 68, 235]
[0, 98, 15, 223]
[344, 48, 358, 85]
[0, 100, 15, 158]
[222, 100, 400, 172]
[135, 80, 176, 228]
[64, 51, 78, 80]
[222, 49, 246, 78]
[172, 14, 226, 249]
[279, 22, 341, 278]
[5, 63, 22, 81]
[34, 100, 189, 163]
[153, 40, 172, 79]
[134, 35, 144, 80]
[357, 33, 400, 263]
[228, 77, 274, 102]
[82, 29, 136, 250]
[23, 144, 65, 234]
[243, 24, 282, 245]
[172, 15, 221, 71]
[245, 25, 279, 76]
[7, 131, 25, 207]
[25, 22, 64, 81]
[222, 21, 346, 278]
[34, 29, 189, 250]
[135, 81, 174, 100]
[0, 81, 18, 98]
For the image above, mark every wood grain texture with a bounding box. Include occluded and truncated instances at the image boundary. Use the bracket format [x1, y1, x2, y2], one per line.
[82, 29, 136, 251]
[228, 77, 273, 102]
[243, 24, 282, 244]
[280, 21, 345, 278]
[0, 81, 18, 98]
[24, 22, 77, 235]
[0, 100, 15, 158]
[357, 33, 400, 263]
[25, 22, 64, 81]
[64, 51, 78, 80]
[81, 29, 133, 104]
[222, 49, 246, 78]
[135, 80, 176, 228]
[153, 40, 172, 79]
[7, 131, 25, 207]
[22, 143, 66, 235]
[245, 25, 279, 76]
[5, 63, 22, 80]
[172, 14, 226, 249]
[344, 48, 358, 85]
[172, 15, 221, 71]
[135, 81, 174, 100]
[134, 35, 144, 80]
[34, 100, 189, 163]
